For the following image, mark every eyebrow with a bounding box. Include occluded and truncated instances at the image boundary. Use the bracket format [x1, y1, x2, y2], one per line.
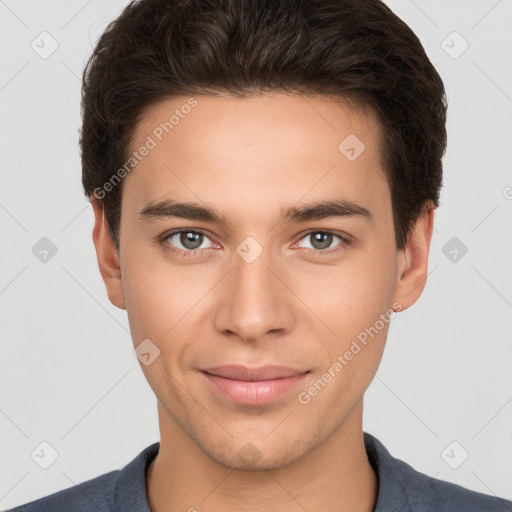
[139, 198, 372, 225]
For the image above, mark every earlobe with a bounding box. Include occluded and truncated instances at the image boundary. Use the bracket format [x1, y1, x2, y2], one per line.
[392, 201, 435, 312]
[91, 198, 126, 310]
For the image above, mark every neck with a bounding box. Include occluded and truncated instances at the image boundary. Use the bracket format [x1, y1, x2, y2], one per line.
[146, 400, 377, 512]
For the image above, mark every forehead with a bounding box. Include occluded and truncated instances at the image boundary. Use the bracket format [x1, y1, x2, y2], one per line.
[123, 93, 389, 221]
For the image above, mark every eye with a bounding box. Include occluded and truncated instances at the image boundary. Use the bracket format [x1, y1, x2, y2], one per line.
[295, 231, 347, 253]
[160, 229, 349, 258]
[165, 230, 216, 252]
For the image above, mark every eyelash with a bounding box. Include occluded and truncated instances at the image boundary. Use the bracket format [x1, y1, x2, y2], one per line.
[160, 229, 350, 259]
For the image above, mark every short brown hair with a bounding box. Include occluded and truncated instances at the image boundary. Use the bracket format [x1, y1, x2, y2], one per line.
[81, 0, 447, 250]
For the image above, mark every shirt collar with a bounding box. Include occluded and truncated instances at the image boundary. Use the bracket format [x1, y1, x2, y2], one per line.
[114, 433, 420, 511]
[115, 441, 159, 511]
[364, 432, 414, 510]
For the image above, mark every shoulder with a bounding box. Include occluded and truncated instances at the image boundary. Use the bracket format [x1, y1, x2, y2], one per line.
[364, 432, 512, 512]
[6, 442, 160, 512]
[401, 460, 512, 511]
[6, 470, 119, 512]
[426, 475, 512, 511]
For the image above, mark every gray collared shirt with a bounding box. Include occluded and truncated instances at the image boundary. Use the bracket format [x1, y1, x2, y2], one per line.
[7, 432, 512, 511]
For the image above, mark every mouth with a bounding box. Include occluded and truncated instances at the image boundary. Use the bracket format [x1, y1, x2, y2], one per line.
[200, 365, 310, 405]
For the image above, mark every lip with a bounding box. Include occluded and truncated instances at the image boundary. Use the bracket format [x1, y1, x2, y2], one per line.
[200, 365, 310, 405]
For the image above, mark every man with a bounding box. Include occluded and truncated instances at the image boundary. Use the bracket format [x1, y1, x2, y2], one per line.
[8, 0, 511, 510]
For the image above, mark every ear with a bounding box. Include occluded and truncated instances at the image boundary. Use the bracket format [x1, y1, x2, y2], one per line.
[91, 198, 126, 310]
[392, 201, 435, 312]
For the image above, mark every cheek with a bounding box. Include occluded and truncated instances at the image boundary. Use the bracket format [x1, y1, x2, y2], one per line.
[294, 246, 397, 396]
[121, 262, 195, 397]
[121, 256, 214, 363]
[297, 252, 397, 337]
[121, 251, 178, 344]
[124, 275, 177, 337]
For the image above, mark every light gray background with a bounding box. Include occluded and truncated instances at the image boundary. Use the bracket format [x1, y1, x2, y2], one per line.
[1, 0, 511, 508]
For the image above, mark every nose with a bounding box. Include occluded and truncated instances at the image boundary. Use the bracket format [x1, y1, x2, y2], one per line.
[212, 245, 296, 343]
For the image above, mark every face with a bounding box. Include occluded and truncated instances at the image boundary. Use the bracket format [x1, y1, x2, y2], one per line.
[93, 92, 433, 470]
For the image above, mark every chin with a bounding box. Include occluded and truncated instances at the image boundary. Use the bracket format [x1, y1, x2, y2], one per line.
[201, 432, 316, 472]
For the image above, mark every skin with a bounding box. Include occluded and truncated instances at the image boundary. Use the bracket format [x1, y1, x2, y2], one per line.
[92, 92, 434, 512]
